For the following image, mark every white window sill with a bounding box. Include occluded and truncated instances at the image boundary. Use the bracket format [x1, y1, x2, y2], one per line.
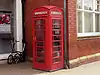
[77, 32, 100, 37]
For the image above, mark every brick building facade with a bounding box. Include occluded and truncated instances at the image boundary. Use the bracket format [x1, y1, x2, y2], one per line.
[25, 0, 100, 67]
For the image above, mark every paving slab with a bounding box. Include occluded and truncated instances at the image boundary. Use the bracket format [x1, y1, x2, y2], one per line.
[38, 61, 100, 75]
[0, 60, 100, 75]
[0, 60, 44, 75]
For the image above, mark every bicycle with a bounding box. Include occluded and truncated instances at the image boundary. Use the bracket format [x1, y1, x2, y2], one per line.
[7, 38, 26, 64]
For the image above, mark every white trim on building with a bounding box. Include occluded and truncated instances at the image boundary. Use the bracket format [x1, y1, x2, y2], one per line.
[77, 0, 100, 37]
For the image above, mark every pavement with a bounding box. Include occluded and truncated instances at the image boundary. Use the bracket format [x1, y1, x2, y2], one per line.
[0, 60, 100, 75]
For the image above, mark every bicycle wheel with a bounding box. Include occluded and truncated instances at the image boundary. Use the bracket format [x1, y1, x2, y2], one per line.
[13, 53, 20, 64]
[7, 54, 13, 64]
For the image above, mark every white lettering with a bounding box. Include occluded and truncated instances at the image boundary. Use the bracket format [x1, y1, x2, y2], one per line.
[35, 12, 47, 15]
[51, 11, 62, 15]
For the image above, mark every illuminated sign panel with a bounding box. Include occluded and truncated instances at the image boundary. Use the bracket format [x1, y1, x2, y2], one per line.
[34, 12, 48, 15]
[51, 11, 62, 15]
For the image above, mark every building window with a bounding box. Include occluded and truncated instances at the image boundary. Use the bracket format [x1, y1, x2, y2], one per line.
[77, 0, 100, 37]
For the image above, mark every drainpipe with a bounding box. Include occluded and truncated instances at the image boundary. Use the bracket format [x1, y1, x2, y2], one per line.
[21, 0, 27, 61]
[64, 0, 70, 69]
[21, 0, 25, 41]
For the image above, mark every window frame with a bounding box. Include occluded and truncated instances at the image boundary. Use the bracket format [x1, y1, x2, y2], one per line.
[77, 0, 100, 37]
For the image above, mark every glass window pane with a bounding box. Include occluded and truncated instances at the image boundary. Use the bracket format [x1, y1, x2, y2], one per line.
[84, 0, 93, 10]
[53, 36, 61, 40]
[35, 25, 45, 29]
[36, 42, 44, 46]
[95, 0, 100, 12]
[35, 19, 45, 41]
[35, 19, 45, 25]
[77, 0, 82, 9]
[53, 25, 61, 29]
[95, 14, 100, 32]
[84, 12, 93, 32]
[52, 19, 61, 25]
[53, 30, 61, 35]
[53, 42, 61, 46]
[36, 31, 44, 41]
[53, 47, 61, 51]
[78, 11, 82, 33]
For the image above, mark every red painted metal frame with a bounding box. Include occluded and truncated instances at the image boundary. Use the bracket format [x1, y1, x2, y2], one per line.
[32, 6, 64, 71]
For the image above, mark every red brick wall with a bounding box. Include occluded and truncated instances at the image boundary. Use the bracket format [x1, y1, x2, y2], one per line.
[25, 0, 100, 60]
[67, 0, 77, 59]
[67, 0, 100, 60]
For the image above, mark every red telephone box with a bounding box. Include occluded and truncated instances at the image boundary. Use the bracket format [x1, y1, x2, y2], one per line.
[32, 6, 64, 71]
